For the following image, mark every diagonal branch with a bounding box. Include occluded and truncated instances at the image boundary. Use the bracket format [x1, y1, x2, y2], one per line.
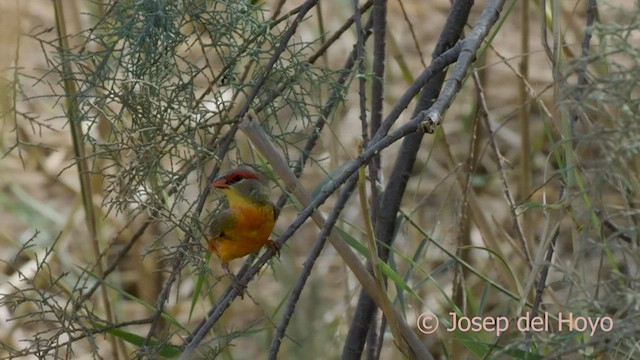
[148, 0, 321, 348]
[344, 1, 507, 357]
[420, 0, 507, 134]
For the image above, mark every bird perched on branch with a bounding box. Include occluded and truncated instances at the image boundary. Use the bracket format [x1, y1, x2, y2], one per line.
[208, 167, 279, 295]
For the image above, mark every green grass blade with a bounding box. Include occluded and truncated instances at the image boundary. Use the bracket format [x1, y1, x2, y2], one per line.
[105, 327, 182, 359]
[334, 226, 419, 300]
[189, 251, 212, 321]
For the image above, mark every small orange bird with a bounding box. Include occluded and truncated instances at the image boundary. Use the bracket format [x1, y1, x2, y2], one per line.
[208, 168, 278, 293]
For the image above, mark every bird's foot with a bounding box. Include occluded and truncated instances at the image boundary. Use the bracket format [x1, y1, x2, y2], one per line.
[222, 263, 247, 298]
[266, 239, 281, 258]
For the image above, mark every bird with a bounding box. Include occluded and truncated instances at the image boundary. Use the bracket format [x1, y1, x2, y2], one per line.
[207, 167, 279, 295]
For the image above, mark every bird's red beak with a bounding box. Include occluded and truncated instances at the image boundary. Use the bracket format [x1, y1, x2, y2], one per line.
[211, 177, 229, 189]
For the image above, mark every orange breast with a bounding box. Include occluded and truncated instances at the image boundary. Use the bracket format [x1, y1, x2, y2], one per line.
[210, 200, 275, 264]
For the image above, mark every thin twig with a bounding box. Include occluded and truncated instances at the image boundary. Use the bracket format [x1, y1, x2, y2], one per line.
[188, 13, 376, 342]
[187, 2, 502, 353]
[52, 1, 120, 358]
[420, 0, 507, 133]
[238, 118, 432, 359]
[525, 227, 559, 345]
[343, 1, 477, 356]
[374, 41, 463, 141]
[76, 215, 152, 306]
[267, 176, 358, 359]
[307, 1, 373, 65]
[519, 0, 533, 247]
[569, 0, 597, 127]
[472, 71, 532, 266]
[148, 0, 321, 348]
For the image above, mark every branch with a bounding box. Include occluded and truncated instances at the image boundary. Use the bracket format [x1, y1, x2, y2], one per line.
[238, 118, 433, 359]
[182, 115, 430, 358]
[419, 0, 506, 133]
[344, 0, 507, 357]
[182, 18, 475, 352]
[267, 175, 358, 359]
[187, 15, 375, 342]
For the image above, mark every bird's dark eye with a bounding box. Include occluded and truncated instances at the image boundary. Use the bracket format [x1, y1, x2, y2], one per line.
[226, 173, 244, 184]
[223, 169, 258, 185]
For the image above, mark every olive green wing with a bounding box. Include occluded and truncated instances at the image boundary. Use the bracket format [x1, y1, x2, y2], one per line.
[209, 208, 233, 238]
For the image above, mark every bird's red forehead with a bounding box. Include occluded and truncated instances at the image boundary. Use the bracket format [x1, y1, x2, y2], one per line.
[212, 169, 258, 189]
